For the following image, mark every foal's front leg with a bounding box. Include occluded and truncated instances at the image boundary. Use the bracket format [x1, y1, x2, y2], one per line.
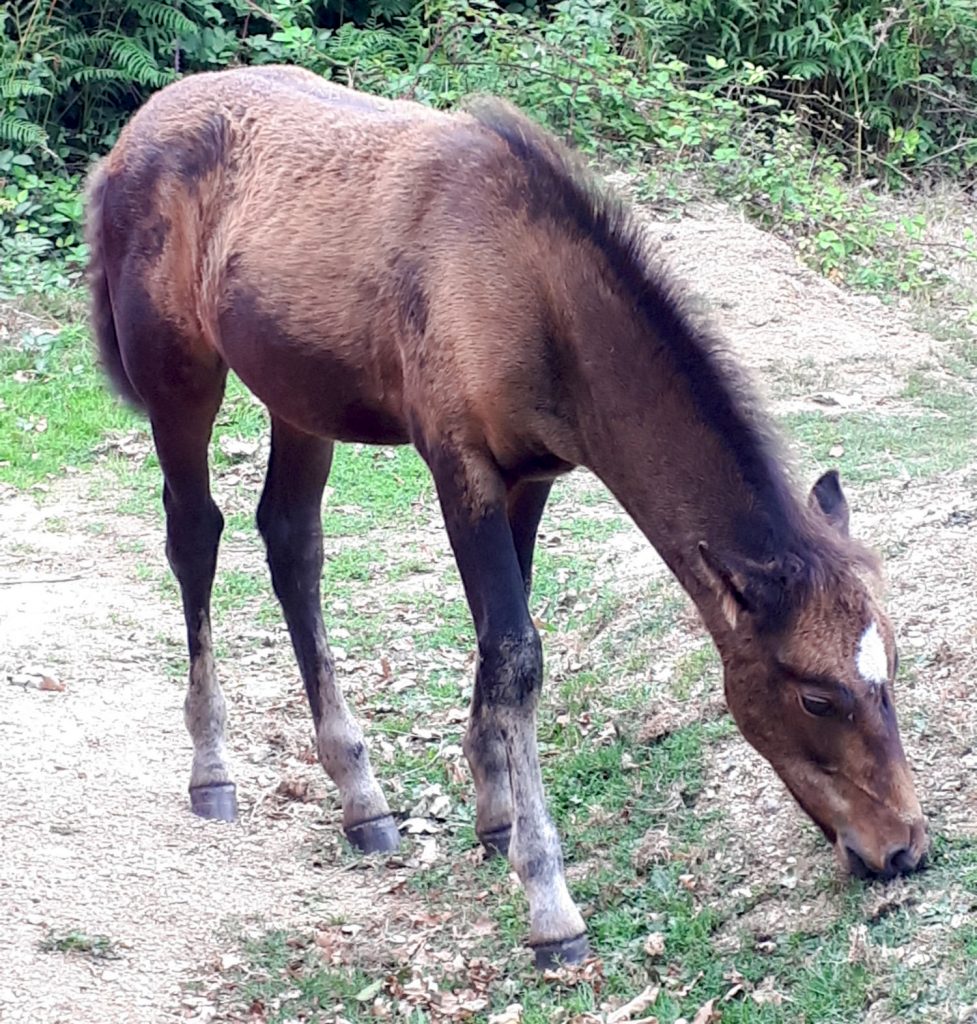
[258, 418, 398, 853]
[467, 479, 553, 858]
[428, 450, 587, 967]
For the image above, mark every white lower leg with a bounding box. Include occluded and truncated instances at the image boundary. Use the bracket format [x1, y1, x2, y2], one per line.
[315, 666, 391, 828]
[184, 633, 232, 789]
[505, 714, 586, 946]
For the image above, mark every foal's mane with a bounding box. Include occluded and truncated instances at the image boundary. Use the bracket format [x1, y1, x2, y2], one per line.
[466, 99, 878, 614]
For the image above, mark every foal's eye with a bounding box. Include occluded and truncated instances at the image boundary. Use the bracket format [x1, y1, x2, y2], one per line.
[801, 694, 834, 717]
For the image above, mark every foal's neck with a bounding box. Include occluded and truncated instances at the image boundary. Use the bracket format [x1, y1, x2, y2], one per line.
[559, 261, 805, 639]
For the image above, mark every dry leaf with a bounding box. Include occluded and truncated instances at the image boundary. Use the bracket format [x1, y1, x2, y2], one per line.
[751, 977, 784, 1006]
[643, 932, 666, 958]
[691, 998, 718, 1024]
[277, 778, 312, 802]
[219, 436, 258, 460]
[607, 984, 660, 1023]
[488, 1005, 522, 1024]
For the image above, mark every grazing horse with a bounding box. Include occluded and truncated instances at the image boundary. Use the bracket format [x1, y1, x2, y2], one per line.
[85, 65, 927, 967]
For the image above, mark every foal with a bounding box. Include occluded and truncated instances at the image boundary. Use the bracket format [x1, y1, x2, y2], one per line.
[86, 65, 927, 966]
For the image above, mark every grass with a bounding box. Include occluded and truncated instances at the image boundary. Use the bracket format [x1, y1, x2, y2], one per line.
[785, 388, 976, 486]
[0, 322, 138, 488]
[39, 929, 119, 960]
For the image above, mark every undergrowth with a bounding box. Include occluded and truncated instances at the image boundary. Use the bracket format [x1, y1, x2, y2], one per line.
[2, 0, 976, 305]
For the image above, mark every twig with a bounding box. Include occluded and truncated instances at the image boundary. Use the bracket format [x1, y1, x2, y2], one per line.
[915, 136, 977, 166]
[0, 574, 84, 586]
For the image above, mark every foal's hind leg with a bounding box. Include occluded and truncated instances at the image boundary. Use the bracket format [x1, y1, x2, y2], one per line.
[150, 380, 236, 820]
[427, 451, 586, 967]
[468, 480, 552, 859]
[257, 417, 398, 853]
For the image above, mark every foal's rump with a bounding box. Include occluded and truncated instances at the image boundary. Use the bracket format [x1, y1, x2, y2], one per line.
[86, 66, 546, 448]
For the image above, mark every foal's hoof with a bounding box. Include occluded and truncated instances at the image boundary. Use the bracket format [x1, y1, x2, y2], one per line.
[478, 825, 512, 859]
[344, 814, 401, 854]
[531, 933, 590, 970]
[189, 782, 238, 822]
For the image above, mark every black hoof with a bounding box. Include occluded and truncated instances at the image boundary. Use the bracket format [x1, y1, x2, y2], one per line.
[344, 814, 401, 854]
[531, 933, 590, 970]
[478, 825, 512, 859]
[189, 782, 238, 822]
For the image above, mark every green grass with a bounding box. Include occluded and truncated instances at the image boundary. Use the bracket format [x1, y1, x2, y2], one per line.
[39, 929, 119, 960]
[0, 323, 138, 487]
[784, 374, 977, 486]
[785, 408, 974, 486]
[221, 832, 977, 1023]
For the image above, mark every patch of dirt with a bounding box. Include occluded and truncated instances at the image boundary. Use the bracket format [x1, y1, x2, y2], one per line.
[2, 199, 976, 1022]
[643, 209, 939, 415]
[0, 485, 401, 1024]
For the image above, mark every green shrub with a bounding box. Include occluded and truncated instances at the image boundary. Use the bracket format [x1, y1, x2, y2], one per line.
[1, 0, 974, 302]
[632, 0, 977, 180]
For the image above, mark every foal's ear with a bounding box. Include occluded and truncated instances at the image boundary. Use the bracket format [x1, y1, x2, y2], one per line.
[697, 542, 751, 630]
[809, 469, 850, 537]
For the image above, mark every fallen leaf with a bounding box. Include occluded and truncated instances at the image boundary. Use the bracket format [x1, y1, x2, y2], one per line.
[751, 977, 784, 1006]
[488, 1004, 522, 1024]
[219, 436, 258, 460]
[277, 778, 312, 802]
[691, 998, 718, 1024]
[354, 978, 384, 1002]
[607, 984, 660, 1023]
[643, 932, 666, 958]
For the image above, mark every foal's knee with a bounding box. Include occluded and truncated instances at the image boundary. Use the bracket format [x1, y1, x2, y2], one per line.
[257, 504, 322, 588]
[164, 497, 223, 579]
[479, 628, 543, 708]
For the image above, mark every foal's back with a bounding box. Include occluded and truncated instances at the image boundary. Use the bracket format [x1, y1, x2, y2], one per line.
[90, 66, 567, 457]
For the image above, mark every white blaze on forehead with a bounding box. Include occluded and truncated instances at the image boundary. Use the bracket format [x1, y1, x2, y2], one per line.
[856, 621, 888, 685]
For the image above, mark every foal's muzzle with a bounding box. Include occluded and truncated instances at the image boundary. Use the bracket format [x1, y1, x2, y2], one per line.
[840, 822, 928, 881]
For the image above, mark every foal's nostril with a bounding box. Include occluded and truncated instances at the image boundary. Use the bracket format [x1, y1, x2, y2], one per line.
[844, 846, 873, 880]
[885, 845, 919, 877]
[845, 843, 920, 881]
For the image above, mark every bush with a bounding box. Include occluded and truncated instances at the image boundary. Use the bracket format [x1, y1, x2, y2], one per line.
[3, 0, 975, 178]
[636, 0, 977, 181]
[1, 0, 974, 301]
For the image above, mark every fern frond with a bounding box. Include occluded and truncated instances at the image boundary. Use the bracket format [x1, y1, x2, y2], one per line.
[0, 79, 51, 100]
[107, 37, 177, 88]
[126, 1, 199, 38]
[0, 115, 49, 148]
[67, 66, 131, 85]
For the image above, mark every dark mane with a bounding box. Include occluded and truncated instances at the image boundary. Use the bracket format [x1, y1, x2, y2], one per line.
[466, 98, 877, 613]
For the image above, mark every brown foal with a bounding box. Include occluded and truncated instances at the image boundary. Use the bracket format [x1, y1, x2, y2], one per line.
[86, 65, 927, 967]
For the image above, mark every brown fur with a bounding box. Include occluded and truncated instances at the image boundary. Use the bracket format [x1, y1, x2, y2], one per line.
[87, 67, 927, 901]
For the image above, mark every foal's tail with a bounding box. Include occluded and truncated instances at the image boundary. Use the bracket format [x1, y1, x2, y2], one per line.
[84, 161, 145, 411]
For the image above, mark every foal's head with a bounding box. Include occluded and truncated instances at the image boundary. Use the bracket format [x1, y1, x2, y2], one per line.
[700, 471, 927, 879]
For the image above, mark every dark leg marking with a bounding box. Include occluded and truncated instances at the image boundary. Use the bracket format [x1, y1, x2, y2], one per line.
[149, 374, 236, 820]
[474, 479, 553, 859]
[257, 417, 396, 852]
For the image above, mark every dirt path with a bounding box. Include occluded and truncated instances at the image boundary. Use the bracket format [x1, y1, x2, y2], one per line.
[1, 210, 972, 1022]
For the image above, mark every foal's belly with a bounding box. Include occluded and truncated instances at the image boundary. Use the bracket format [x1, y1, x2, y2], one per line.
[215, 287, 410, 446]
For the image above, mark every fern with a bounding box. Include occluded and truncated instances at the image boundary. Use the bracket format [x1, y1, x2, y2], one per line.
[66, 66, 131, 86]
[107, 37, 177, 88]
[126, 1, 200, 38]
[0, 114, 48, 148]
[0, 79, 51, 99]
